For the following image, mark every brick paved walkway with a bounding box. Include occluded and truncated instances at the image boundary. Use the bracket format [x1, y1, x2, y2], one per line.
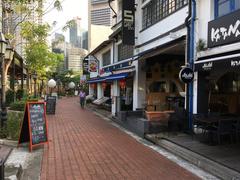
[40, 97, 200, 180]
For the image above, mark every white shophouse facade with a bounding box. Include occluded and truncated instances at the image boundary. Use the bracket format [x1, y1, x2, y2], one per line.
[88, 0, 190, 116]
[194, 0, 240, 115]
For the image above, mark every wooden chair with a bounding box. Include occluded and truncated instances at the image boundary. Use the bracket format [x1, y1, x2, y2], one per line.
[209, 119, 235, 144]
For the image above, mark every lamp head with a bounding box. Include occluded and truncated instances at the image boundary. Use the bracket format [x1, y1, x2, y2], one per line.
[48, 79, 56, 88]
[68, 82, 75, 89]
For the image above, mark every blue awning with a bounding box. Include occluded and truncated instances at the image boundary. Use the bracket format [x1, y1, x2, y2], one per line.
[105, 73, 128, 81]
[87, 77, 105, 83]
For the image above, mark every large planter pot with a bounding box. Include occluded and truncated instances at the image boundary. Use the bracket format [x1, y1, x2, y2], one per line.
[145, 111, 174, 124]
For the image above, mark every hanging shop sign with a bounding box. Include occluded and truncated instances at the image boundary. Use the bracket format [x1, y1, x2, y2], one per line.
[89, 56, 98, 73]
[208, 9, 240, 48]
[122, 0, 135, 45]
[179, 67, 194, 83]
[83, 57, 89, 74]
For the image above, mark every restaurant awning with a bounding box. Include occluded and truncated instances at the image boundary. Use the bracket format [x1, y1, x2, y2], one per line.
[195, 51, 240, 72]
[87, 77, 105, 83]
[105, 73, 128, 81]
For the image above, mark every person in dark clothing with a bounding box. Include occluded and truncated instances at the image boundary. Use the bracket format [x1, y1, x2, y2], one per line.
[79, 90, 86, 109]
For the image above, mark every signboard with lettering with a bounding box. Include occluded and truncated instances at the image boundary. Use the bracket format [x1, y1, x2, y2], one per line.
[122, 0, 135, 45]
[46, 96, 56, 114]
[18, 102, 48, 152]
[83, 57, 89, 74]
[179, 67, 194, 83]
[195, 57, 240, 71]
[208, 9, 240, 48]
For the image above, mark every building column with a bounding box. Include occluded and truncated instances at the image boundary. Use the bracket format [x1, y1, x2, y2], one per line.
[97, 83, 103, 98]
[133, 60, 146, 111]
[111, 80, 120, 116]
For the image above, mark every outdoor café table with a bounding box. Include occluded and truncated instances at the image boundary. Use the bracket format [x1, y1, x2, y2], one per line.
[194, 116, 235, 144]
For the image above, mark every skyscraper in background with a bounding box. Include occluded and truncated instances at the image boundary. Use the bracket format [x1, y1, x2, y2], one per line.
[69, 16, 88, 51]
[2, 0, 43, 57]
[66, 45, 88, 74]
[88, 0, 116, 51]
[52, 33, 66, 71]
[69, 17, 81, 48]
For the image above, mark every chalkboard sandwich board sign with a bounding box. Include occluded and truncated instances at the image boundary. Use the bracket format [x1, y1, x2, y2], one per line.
[18, 102, 49, 152]
[46, 96, 56, 114]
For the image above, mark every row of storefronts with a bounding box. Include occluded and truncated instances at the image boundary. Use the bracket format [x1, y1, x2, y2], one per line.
[86, 0, 240, 131]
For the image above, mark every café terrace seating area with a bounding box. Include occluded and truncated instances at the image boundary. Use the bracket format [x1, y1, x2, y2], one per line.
[193, 113, 240, 145]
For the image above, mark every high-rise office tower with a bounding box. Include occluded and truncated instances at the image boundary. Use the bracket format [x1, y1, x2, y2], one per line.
[69, 17, 82, 48]
[88, 0, 116, 51]
[2, 0, 43, 57]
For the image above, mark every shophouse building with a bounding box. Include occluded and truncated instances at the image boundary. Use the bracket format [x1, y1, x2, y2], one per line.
[88, 0, 190, 120]
[194, 0, 240, 115]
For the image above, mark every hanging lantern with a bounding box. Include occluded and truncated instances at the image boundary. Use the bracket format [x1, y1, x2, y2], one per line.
[90, 83, 96, 89]
[119, 79, 126, 89]
[102, 82, 107, 90]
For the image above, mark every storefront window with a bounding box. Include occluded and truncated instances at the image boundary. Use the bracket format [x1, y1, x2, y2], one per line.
[149, 81, 167, 92]
[209, 72, 240, 114]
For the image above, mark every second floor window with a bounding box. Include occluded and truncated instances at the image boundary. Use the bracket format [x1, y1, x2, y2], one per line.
[142, 0, 188, 30]
[118, 43, 134, 61]
[102, 50, 111, 66]
[215, 0, 240, 18]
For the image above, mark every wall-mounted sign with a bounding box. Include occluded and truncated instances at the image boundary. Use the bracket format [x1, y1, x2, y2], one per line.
[208, 9, 240, 48]
[195, 56, 240, 71]
[103, 60, 132, 72]
[179, 67, 194, 83]
[122, 0, 135, 45]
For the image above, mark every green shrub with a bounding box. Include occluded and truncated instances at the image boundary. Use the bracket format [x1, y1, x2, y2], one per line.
[6, 89, 14, 106]
[6, 111, 24, 140]
[9, 101, 26, 111]
[16, 89, 24, 100]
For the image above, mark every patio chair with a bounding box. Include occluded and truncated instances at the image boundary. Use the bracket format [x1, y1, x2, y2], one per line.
[193, 114, 209, 134]
[234, 119, 240, 142]
[209, 119, 235, 144]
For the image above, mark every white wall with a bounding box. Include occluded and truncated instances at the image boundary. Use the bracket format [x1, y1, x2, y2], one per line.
[136, 6, 188, 52]
[111, 80, 120, 115]
[97, 83, 103, 98]
[133, 60, 146, 110]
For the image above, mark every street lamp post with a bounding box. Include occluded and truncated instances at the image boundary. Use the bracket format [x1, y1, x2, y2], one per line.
[0, 33, 8, 128]
[56, 79, 61, 97]
[32, 72, 37, 98]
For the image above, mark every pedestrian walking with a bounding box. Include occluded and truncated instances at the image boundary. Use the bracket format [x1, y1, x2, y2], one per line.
[79, 90, 86, 109]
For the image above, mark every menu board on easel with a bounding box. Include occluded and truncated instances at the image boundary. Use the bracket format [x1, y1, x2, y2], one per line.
[18, 102, 48, 152]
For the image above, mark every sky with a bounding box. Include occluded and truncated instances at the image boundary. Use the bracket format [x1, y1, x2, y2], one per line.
[43, 0, 88, 42]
